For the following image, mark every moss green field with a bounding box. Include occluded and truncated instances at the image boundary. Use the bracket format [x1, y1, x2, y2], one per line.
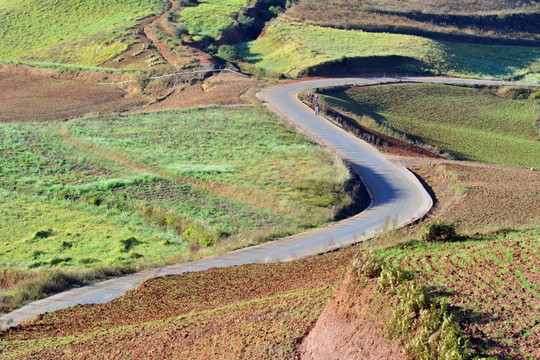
[178, 0, 249, 38]
[237, 20, 540, 81]
[0, 0, 164, 65]
[319, 83, 540, 168]
[0, 105, 354, 311]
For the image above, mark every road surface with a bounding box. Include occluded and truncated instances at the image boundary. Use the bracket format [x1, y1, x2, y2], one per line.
[6, 75, 536, 329]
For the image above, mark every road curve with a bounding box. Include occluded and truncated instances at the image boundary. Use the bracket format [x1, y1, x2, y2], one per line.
[7, 75, 533, 329]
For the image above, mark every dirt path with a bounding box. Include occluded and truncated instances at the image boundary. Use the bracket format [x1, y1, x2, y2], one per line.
[386, 154, 536, 172]
[144, 0, 215, 69]
[144, 25, 183, 68]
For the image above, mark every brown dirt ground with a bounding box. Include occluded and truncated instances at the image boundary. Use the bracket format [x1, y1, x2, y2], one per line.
[0, 74, 144, 122]
[141, 72, 260, 112]
[0, 248, 358, 359]
[420, 164, 540, 233]
[299, 272, 406, 360]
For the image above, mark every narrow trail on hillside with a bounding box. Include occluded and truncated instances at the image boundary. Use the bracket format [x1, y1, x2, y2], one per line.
[144, 0, 216, 69]
[144, 26, 183, 68]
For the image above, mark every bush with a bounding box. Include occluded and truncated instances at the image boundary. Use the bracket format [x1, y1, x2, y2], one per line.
[174, 24, 189, 39]
[217, 45, 240, 63]
[179, 0, 198, 7]
[422, 220, 456, 242]
[119, 237, 142, 253]
[269, 5, 284, 16]
[352, 251, 382, 278]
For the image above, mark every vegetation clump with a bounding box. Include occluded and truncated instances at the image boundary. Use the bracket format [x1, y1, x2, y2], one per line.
[422, 220, 457, 242]
[352, 252, 474, 360]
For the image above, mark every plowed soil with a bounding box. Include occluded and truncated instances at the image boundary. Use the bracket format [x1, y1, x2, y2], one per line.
[0, 74, 142, 123]
[0, 248, 356, 359]
[423, 164, 540, 232]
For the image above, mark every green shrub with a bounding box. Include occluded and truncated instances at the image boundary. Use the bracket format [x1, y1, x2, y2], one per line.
[119, 237, 142, 253]
[422, 220, 457, 242]
[33, 229, 54, 239]
[174, 24, 189, 39]
[179, 0, 198, 6]
[217, 44, 240, 62]
[352, 250, 382, 278]
[378, 266, 410, 291]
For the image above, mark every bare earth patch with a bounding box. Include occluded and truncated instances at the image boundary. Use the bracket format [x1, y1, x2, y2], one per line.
[0, 74, 143, 123]
[141, 72, 260, 112]
[420, 164, 540, 233]
[299, 272, 405, 360]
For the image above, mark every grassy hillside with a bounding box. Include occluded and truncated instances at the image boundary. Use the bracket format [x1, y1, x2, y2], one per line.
[286, 0, 540, 42]
[0, 0, 165, 65]
[178, 0, 250, 38]
[236, 20, 540, 80]
[318, 83, 540, 168]
[0, 105, 356, 312]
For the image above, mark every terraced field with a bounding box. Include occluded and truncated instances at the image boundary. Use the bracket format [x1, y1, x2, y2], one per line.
[318, 83, 540, 168]
[286, 0, 540, 42]
[379, 229, 540, 359]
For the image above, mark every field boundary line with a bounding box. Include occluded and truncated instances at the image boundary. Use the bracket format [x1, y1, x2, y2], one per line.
[99, 69, 248, 85]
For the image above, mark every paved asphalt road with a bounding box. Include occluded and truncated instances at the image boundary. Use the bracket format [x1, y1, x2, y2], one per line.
[4, 75, 537, 329]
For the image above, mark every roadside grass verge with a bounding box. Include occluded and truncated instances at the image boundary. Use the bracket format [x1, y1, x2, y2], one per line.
[178, 0, 250, 39]
[318, 83, 540, 168]
[236, 19, 540, 80]
[0, 0, 165, 65]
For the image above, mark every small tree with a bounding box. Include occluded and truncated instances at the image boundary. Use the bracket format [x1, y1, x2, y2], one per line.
[174, 24, 189, 40]
[422, 220, 456, 242]
[217, 45, 239, 63]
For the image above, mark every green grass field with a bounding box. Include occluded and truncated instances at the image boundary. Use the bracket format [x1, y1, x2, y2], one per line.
[0, 105, 355, 311]
[286, 0, 540, 42]
[178, 0, 249, 38]
[236, 20, 540, 80]
[0, 0, 164, 65]
[0, 188, 184, 270]
[319, 83, 540, 168]
[378, 229, 540, 358]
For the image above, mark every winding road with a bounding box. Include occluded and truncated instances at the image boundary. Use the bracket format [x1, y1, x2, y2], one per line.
[2, 76, 537, 329]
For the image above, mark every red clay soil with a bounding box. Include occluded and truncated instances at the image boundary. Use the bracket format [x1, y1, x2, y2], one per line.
[0, 250, 359, 359]
[144, 25, 183, 68]
[299, 272, 405, 360]
[0, 74, 142, 122]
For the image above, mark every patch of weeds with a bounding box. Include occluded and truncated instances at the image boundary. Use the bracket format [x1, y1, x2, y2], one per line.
[119, 237, 142, 253]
